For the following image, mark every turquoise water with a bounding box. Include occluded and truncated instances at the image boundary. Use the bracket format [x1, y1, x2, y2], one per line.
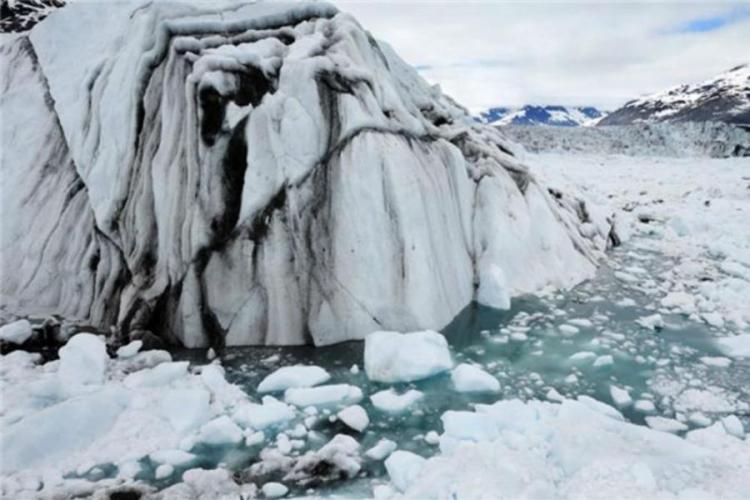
[149, 242, 749, 495]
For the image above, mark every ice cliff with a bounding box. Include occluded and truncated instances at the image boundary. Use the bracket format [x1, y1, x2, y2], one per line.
[0, 1, 611, 347]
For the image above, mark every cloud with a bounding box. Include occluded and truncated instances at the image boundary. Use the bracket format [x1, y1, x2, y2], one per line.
[333, 1, 750, 111]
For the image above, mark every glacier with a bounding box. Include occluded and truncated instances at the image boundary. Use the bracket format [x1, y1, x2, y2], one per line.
[0, 0, 611, 347]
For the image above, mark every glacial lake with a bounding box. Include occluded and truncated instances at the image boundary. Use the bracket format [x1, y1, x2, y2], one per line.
[159, 241, 749, 497]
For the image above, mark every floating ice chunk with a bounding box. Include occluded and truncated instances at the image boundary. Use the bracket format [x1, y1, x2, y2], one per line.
[568, 318, 593, 328]
[262, 482, 288, 498]
[117, 460, 141, 479]
[198, 416, 244, 445]
[441, 411, 499, 442]
[645, 416, 688, 434]
[364, 330, 452, 383]
[609, 385, 632, 408]
[232, 396, 295, 430]
[257, 365, 331, 393]
[124, 361, 189, 388]
[337, 405, 369, 432]
[370, 389, 424, 413]
[688, 412, 712, 427]
[385, 450, 426, 493]
[660, 292, 695, 313]
[0, 320, 32, 344]
[569, 351, 596, 363]
[699, 356, 732, 368]
[510, 332, 528, 342]
[576, 395, 624, 421]
[633, 400, 656, 414]
[720, 415, 744, 438]
[636, 314, 664, 330]
[161, 468, 241, 498]
[451, 363, 500, 393]
[246, 431, 265, 447]
[125, 350, 172, 371]
[160, 389, 211, 434]
[425, 431, 440, 445]
[1, 387, 129, 472]
[365, 439, 397, 461]
[476, 263, 511, 310]
[200, 364, 246, 406]
[116, 340, 142, 359]
[58, 333, 108, 386]
[284, 384, 362, 407]
[593, 355, 614, 367]
[155, 464, 174, 479]
[149, 449, 196, 467]
[286, 434, 361, 482]
[546, 388, 564, 402]
[276, 433, 292, 454]
[559, 324, 580, 336]
[716, 334, 750, 358]
[702, 312, 725, 328]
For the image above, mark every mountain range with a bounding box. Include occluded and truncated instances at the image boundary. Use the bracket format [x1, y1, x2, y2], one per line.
[600, 64, 750, 126]
[477, 105, 607, 127]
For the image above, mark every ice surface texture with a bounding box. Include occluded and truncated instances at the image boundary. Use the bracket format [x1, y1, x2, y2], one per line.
[1, 1, 609, 346]
[501, 121, 750, 158]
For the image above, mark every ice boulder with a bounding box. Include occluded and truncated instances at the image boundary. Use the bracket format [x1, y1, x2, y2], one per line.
[370, 389, 424, 414]
[337, 405, 369, 432]
[284, 384, 363, 408]
[365, 330, 452, 383]
[149, 449, 196, 467]
[645, 416, 688, 434]
[285, 434, 361, 483]
[159, 389, 211, 434]
[1, 0, 610, 348]
[262, 482, 289, 498]
[198, 416, 244, 446]
[0, 319, 33, 344]
[116, 340, 142, 359]
[232, 396, 296, 430]
[476, 263, 511, 310]
[717, 334, 750, 358]
[0, 387, 129, 471]
[123, 361, 189, 388]
[257, 365, 331, 393]
[365, 439, 397, 461]
[58, 333, 108, 386]
[451, 363, 500, 393]
[385, 450, 426, 493]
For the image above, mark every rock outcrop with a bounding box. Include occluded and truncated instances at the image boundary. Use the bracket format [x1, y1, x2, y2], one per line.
[1, 1, 611, 347]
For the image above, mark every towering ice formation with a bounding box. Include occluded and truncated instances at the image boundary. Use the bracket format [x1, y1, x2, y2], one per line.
[0, 1, 612, 347]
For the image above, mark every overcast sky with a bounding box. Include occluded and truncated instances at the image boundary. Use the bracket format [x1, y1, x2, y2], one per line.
[332, 1, 750, 111]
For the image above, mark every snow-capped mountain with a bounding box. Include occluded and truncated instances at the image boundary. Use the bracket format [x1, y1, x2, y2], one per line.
[600, 65, 750, 126]
[0, 0, 65, 32]
[477, 105, 606, 127]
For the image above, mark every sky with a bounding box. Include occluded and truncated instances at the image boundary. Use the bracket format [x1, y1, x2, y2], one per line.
[331, 1, 750, 112]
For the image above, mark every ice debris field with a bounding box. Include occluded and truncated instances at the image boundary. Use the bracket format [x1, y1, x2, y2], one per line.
[2, 153, 750, 498]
